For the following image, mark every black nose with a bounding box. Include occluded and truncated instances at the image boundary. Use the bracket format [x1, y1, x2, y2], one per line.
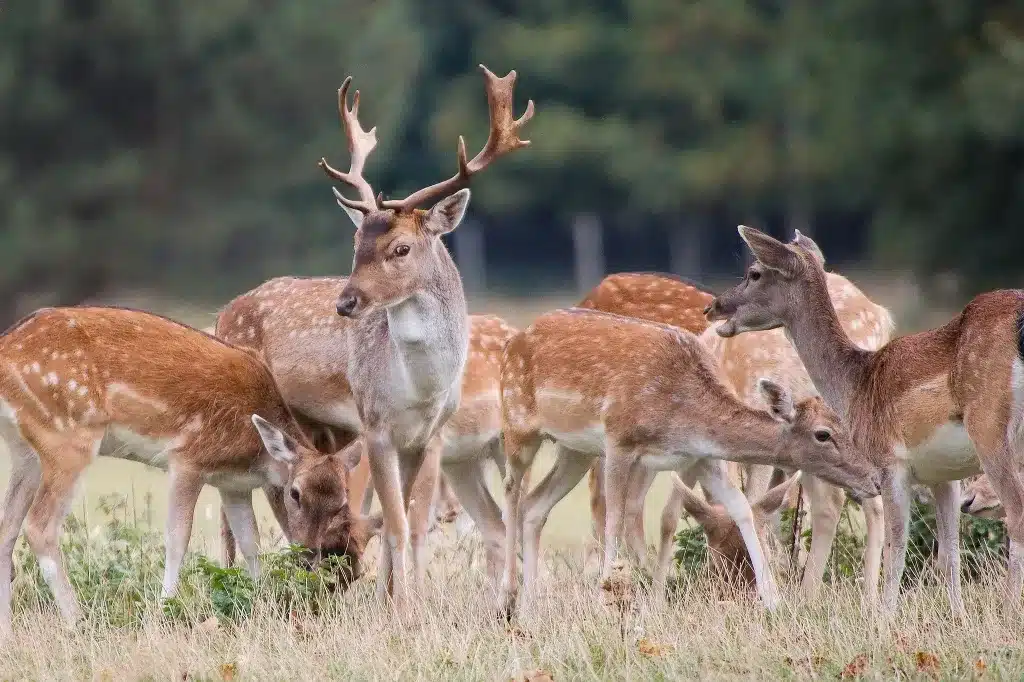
[960, 495, 974, 513]
[703, 303, 714, 316]
[336, 295, 358, 317]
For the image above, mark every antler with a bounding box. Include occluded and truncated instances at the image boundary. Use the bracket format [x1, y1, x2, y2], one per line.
[318, 77, 380, 214]
[379, 64, 535, 212]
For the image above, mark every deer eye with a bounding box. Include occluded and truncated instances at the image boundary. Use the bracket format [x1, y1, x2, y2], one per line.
[290, 486, 301, 504]
[749, 270, 761, 282]
[393, 244, 410, 258]
[814, 429, 832, 443]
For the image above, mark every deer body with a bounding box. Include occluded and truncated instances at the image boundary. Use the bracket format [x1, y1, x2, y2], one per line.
[707, 226, 1024, 614]
[309, 64, 532, 610]
[498, 308, 882, 615]
[0, 307, 359, 634]
[217, 279, 515, 583]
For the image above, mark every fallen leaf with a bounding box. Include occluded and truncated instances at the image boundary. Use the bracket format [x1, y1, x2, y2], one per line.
[522, 670, 553, 682]
[840, 653, 868, 679]
[218, 663, 237, 682]
[637, 638, 674, 657]
[915, 651, 940, 676]
[289, 610, 306, 636]
[974, 657, 987, 673]
[196, 616, 220, 634]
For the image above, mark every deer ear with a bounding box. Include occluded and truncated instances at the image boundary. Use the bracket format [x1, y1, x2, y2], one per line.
[757, 378, 796, 423]
[425, 188, 471, 236]
[791, 230, 826, 269]
[754, 471, 801, 516]
[671, 475, 715, 526]
[337, 439, 364, 472]
[738, 225, 802, 277]
[333, 188, 364, 229]
[251, 415, 299, 465]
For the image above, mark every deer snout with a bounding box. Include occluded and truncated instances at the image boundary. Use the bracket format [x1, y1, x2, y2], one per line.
[960, 494, 975, 514]
[336, 294, 360, 317]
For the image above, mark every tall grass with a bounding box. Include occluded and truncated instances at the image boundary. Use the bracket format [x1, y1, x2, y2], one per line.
[1, 494, 1023, 680]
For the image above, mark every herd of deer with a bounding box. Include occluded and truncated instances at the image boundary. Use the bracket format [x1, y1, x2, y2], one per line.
[0, 65, 1019, 637]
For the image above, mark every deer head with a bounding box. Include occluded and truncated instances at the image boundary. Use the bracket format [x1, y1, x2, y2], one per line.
[320, 66, 534, 319]
[757, 379, 880, 500]
[704, 227, 829, 338]
[251, 416, 367, 582]
[675, 472, 802, 586]
[961, 474, 1004, 519]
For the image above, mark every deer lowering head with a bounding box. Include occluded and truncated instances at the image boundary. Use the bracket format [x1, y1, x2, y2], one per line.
[320, 66, 534, 319]
[961, 474, 1004, 519]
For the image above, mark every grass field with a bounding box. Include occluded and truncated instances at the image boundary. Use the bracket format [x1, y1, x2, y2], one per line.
[2, 283, 1016, 680]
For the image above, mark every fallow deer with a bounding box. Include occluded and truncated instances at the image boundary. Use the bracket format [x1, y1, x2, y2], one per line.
[579, 266, 892, 599]
[652, 469, 802, 594]
[705, 225, 1023, 614]
[216, 273, 519, 588]
[305, 65, 532, 609]
[498, 308, 882, 615]
[961, 474, 1003, 519]
[0, 307, 362, 635]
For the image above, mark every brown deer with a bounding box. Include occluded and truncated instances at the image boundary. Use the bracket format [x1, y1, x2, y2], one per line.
[306, 65, 532, 609]
[498, 308, 882, 615]
[0, 307, 363, 635]
[217, 289, 517, 585]
[961, 474, 1003, 519]
[653, 469, 802, 593]
[705, 225, 1021, 614]
[579, 266, 892, 599]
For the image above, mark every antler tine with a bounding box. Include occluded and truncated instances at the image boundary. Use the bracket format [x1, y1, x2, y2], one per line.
[318, 76, 380, 214]
[379, 64, 534, 212]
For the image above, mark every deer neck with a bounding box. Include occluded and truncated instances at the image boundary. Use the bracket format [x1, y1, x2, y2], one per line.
[700, 405, 795, 469]
[384, 246, 468, 400]
[781, 272, 869, 419]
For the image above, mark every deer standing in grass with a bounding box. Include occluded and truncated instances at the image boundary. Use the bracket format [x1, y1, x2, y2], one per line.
[277, 65, 531, 610]
[217, 288, 517, 584]
[498, 308, 882, 615]
[0, 307, 362, 635]
[580, 265, 892, 599]
[706, 225, 1024, 614]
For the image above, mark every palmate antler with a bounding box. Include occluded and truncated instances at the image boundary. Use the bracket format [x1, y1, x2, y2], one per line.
[318, 77, 381, 214]
[319, 65, 534, 215]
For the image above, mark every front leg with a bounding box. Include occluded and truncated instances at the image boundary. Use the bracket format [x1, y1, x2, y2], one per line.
[162, 467, 205, 598]
[365, 431, 410, 610]
[406, 436, 440, 586]
[880, 465, 911, 613]
[220, 490, 261, 580]
[931, 480, 965, 617]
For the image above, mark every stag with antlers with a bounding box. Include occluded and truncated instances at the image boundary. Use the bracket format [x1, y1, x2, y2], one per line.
[313, 65, 533, 610]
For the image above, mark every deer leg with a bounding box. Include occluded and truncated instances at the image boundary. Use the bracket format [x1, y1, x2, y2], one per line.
[800, 476, 843, 599]
[880, 464, 912, 613]
[406, 438, 440, 586]
[601, 445, 637, 584]
[0, 430, 41, 634]
[698, 461, 780, 610]
[443, 457, 505, 585]
[162, 466, 204, 598]
[23, 430, 100, 627]
[520, 447, 593, 593]
[219, 507, 237, 567]
[653, 484, 684, 600]
[366, 432, 409, 608]
[220, 490, 261, 580]
[623, 466, 656, 569]
[499, 435, 540, 619]
[587, 460, 606, 568]
[931, 480, 965, 617]
[967, 445, 1024, 602]
[861, 494, 884, 602]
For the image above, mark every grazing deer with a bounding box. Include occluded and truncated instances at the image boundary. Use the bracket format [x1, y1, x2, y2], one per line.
[961, 474, 1003, 519]
[580, 266, 892, 599]
[309, 64, 532, 609]
[705, 225, 1024, 614]
[216, 270, 520, 588]
[498, 308, 882, 615]
[652, 469, 802, 593]
[0, 307, 362, 634]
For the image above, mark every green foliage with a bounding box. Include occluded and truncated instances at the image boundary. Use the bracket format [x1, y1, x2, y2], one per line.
[13, 495, 351, 629]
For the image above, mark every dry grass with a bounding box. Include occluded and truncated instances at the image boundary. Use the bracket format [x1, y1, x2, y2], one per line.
[2, 526, 1023, 681]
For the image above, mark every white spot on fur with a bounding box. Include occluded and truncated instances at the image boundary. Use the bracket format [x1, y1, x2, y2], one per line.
[31, 363, 40, 374]
[68, 379, 78, 391]
[44, 372, 59, 386]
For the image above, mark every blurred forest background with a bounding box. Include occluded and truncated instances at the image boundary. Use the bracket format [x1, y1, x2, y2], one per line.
[1, 0, 1023, 327]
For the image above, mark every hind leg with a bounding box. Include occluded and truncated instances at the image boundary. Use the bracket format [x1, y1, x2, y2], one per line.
[0, 428, 42, 634]
[22, 428, 102, 627]
[800, 476, 843, 598]
[932, 480, 965, 616]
